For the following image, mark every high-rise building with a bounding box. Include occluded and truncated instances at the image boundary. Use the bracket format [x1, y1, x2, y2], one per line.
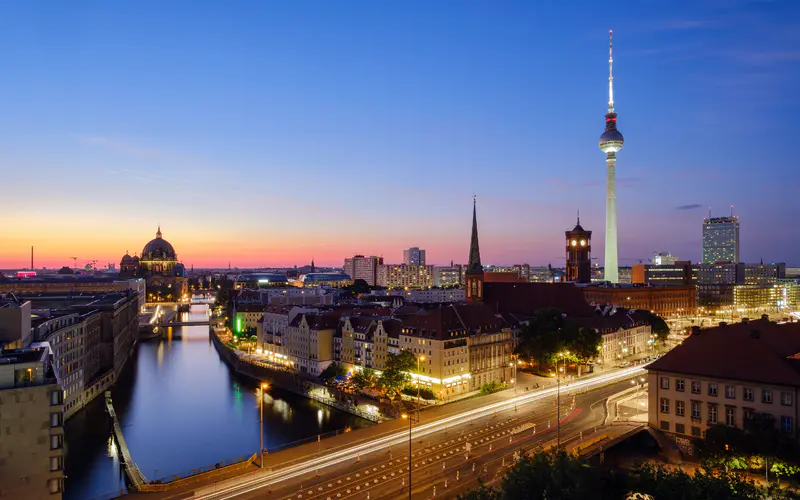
[433, 265, 462, 287]
[598, 30, 624, 284]
[342, 255, 384, 286]
[652, 252, 678, 266]
[565, 216, 592, 283]
[702, 215, 740, 264]
[403, 247, 426, 266]
[465, 197, 484, 302]
[375, 264, 435, 289]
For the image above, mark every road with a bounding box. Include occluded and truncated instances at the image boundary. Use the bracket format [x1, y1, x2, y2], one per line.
[192, 365, 647, 500]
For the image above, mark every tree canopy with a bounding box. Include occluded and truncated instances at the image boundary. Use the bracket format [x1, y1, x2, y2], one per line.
[378, 350, 416, 399]
[457, 450, 788, 500]
[640, 311, 670, 344]
[515, 309, 601, 370]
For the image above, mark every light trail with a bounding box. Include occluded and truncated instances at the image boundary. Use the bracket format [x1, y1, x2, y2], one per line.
[197, 364, 647, 499]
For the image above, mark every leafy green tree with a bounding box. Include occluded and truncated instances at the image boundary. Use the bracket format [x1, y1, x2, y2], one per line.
[378, 350, 416, 399]
[629, 462, 762, 500]
[350, 368, 378, 390]
[641, 311, 670, 344]
[320, 362, 346, 381]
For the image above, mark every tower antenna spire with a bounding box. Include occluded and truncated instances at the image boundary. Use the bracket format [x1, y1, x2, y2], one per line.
[577, 209, 580, 225]
[608, 30, 614, 113]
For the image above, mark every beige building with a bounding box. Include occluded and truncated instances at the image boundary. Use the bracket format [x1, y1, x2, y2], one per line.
[233, 304, 265, 335]
[0, 346, 65, 499]
[647, 318, 799, 445]
[398, 303, 513, 397]
[570, 307, 654, 366]
[376, 264, 435, 289]
[285, 314, 338, 376]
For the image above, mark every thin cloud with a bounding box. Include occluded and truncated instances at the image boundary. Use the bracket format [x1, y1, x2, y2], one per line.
[676, 204, 703, 210]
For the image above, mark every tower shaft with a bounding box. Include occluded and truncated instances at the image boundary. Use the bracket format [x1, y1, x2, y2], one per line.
[604, 152, 618, 283]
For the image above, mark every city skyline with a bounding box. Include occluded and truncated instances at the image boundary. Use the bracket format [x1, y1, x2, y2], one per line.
[2, 1, 799, 269]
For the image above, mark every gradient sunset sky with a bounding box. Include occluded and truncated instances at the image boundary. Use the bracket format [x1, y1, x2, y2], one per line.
[1, 1, 798, 269]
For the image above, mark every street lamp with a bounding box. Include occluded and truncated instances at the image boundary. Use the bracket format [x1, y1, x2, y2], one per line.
[259, 383, 268, 468]
[557, 351, 569, 449]
[509, 354, 519, 394]
[401, 412, 419, 500]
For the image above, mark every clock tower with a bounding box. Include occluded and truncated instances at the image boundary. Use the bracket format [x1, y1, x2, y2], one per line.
[565, 214, 592, 284]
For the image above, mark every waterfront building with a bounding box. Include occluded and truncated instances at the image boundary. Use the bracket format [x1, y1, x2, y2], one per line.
[285, 314, 339, 376]
[0, 345, 65, 499]
[233, 303, 265, 335]
[582, 284, 696, 318]
[432, 265, 462, 287]
[403, 247, 426, 266]
[702, 215, 740, 264]
[0, 276, 146, 309]
[647, 319, 799, 447]
[119, 226, 188, 300]
[343, 255, 383, 286]
[375, 264, 435, 289]
[599, 30, 624, 284]
[565, 216, 592, 283]
[398, 303, 514, 397]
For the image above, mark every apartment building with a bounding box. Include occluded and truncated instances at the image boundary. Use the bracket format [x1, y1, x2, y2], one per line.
[647, 319, 800, 447]
[339, 316, 402, 371]
[343, 255, 384, 286]
[376, 264, 435, 289]
[398, 303, 514, 397]
[571, 307, 654, 366]
[285, 314, 338, 376]
[233, 303, 265, 334]
[0, 345, 65, 499]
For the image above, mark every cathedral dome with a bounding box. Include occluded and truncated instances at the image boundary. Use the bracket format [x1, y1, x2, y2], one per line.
[141, 227, 177, 261]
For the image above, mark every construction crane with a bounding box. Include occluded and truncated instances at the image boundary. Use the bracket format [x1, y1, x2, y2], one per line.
[69, 257, 78, 268]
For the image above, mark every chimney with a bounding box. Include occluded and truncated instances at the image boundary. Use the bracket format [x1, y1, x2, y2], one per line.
[719, 321, 728, 327]
[761, 314, 769, 321]
[741, 318, 749, 324]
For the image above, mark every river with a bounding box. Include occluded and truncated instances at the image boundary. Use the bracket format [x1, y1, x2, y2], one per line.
[64, 305, 372, 500]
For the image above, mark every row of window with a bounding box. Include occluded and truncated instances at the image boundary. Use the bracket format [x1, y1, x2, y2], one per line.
[659, 397, 795, 433]
[660, 377, 793, 406]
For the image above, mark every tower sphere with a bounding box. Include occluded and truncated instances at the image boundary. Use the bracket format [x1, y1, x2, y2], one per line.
[598, 128, 624, 153]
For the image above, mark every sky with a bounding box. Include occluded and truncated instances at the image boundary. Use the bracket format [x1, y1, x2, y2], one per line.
[1, 0, 798, 269]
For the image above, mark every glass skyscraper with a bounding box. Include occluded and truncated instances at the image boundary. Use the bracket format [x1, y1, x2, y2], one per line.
[702, 216, 740, 264]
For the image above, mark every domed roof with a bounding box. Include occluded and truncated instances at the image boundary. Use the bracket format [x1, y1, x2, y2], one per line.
[121, 253, 134, 263]
[141, 226, 177, 261]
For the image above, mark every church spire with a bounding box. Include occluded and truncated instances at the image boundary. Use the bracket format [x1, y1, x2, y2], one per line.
[156, 225, 162, 239]
[467, 196, 482, 275]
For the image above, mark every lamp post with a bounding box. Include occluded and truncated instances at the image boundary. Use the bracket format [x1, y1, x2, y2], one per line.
[509, 354, 519, 394]
[401, 412, 418, 500]
[557, 351, 569, 449]
[259, 383, 268, 468]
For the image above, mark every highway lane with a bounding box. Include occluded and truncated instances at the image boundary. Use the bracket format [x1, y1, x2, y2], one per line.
[264, 381, 628, 500]
[196, 365, 648, 500]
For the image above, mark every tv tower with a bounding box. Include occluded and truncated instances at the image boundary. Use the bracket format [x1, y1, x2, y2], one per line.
[598, 30, 624, 283]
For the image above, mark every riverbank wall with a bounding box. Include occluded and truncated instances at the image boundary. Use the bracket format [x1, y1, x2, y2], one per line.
[209, 328, 382, 422]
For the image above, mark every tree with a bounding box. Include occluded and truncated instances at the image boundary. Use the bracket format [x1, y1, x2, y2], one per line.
[568, 327, 602, 376]
[320, 362, 346, 381]
[378, 350, 416, 399]
[351, 368, 378, 390]
[641, 311, 670, 344]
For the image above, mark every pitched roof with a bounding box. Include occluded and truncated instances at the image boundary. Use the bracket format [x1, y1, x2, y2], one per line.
[483, 282, 595, 318]
[568, 308, 651, 332]
[647, 319, 800, 387]
[401, 303, 504, 340]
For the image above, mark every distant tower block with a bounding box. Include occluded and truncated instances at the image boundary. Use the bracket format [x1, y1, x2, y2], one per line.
[565, 214, 592, 283]
[598, 30, 624, 283]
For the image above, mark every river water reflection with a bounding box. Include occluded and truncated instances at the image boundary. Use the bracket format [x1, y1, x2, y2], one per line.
[64, 305, 371, 500]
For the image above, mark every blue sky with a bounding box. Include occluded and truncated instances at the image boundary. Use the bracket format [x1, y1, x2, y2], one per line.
[1, 1, 798, 268]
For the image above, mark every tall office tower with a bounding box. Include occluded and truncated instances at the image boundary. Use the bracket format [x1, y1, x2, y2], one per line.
[565, 215, 592, 283]
[465, 197, 484, 302]
[403, 247, 426, 266]
[702, 213, 740, 264]
[598, 30, 624, 284]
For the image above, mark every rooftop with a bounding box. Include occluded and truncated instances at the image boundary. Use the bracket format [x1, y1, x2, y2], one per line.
[647, 319, 800, 387]
[483, 282, 596, 318]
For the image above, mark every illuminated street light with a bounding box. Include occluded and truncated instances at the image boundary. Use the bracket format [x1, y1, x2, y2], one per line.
[260, 383, 269, 468]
